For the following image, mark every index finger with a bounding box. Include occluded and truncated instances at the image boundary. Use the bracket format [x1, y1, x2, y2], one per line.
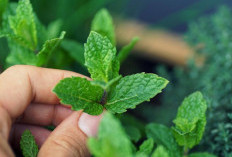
[0, 65, 86, 136]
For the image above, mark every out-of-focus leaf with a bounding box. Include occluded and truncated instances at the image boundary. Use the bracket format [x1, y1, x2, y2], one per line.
[47, 19, 63, 39]
[125, 126, 142, 142]
[8, 0, 37, 50]
[61, 38, 84, 65]
[91, 8, 115, 45]
[151, 145, 169, 157]
[88, 112, 133, 157]
[136, 138, 154, 156]
[0, 0, 8, 24]
[117, 37, 139, 63]
[146, 123, 182, 157]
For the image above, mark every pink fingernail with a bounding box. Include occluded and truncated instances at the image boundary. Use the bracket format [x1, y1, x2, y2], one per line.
[78, 112, 103, 137]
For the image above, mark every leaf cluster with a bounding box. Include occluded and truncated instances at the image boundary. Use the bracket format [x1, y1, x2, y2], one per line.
[53, 31, 168, 115]
[0, 0, 65, 67]
[53, 8, 168, 115]
[88, 92, 216, 157]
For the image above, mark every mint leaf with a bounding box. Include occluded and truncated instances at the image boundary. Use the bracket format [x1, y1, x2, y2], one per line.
[188, 152, 217, 157]
[117, 37, 139, 63]
[91, 8, 115, 45]
[34, 16, 47, 48]
[106, 73, 168, 113]
[0, 0, 8, 24]
[84, 31, 119, 82]
[36, 31, 65, 66]
[124, 125, 141, 142]
[47, 19, 63, 39]
[53, 76, 104, 115]
[151, 145, 169, 157]
[6, 43, 37, 66]
[137, 138, 154, 156]
[88, 112, 133, 157]
[61, 39, 85, 65]
[8, 0, 37, 50]
[20, 130, 38, 157]
[172, 92, 207, 148]
[146, 123, 182, 157]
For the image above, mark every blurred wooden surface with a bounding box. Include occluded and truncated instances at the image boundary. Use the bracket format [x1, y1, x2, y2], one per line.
[115, 19, 195, 66]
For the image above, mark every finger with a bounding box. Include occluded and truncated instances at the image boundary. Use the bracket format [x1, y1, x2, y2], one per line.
[0, 133, 14, 157]
[0, 65, 86, 139]
[0, 65, 86, 119]
[17, 103, 73, 126]
[38, 112, 102, 157]
[10, 124, 51, 149]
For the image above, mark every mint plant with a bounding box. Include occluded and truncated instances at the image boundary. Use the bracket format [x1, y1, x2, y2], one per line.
[0, 0, 65, 67]
[172, 92, 207, 149]
[53, 31, 168, 115]
[89, 92, 216, 157]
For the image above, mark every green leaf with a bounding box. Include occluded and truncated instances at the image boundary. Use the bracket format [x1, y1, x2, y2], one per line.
[117, 37, 139, 63]
[6, 42, 37, 66]
[20, 130, 38, 157]
[146, 123, 182, 157]
[47, 19, 63, 39]
[172, 91, 207, 148]
[0, 0, 8, 24]
[61, 39, 85, 65]
[124, 125, 141, 142]
[88, 112, 133, 157]
[36, 31, 65, 66]
[84, 31, 119, 82]
[91, 8, 115, 45]
[137, 138, 154, 155]
[151, 145, 169, 157]
[34, 16, 47, 48]
[53, 76, 104, 115]
[188, 152, 217, 157]
[106, 73, 168, 113]
[8, 0, 37, 50]
[1, 2, 16, 34]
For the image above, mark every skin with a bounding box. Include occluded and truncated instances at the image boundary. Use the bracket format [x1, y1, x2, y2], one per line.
[0, 65, 102, 157]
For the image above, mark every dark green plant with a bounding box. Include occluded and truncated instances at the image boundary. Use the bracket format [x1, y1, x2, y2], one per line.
[157, 6, 232, 157]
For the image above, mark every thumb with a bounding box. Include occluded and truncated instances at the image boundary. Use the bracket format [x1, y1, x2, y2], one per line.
[38, 111, 102, 157]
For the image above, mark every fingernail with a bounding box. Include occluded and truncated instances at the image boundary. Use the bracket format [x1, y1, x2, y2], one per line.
[78, 112, 103, 137]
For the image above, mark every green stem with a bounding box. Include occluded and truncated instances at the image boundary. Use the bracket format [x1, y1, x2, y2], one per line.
[183, 146, 189, 157]
[100, 90, 107, 105]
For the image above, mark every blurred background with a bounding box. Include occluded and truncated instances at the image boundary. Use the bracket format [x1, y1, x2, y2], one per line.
[1, 0, 232, 156]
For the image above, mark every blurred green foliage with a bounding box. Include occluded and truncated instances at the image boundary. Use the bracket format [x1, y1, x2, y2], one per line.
[0, 0, 127, 72]
[158, 6, 232, 157]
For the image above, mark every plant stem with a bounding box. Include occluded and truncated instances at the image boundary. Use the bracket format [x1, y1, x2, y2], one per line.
[100, 90, 107, 105]
[183, 146, 188, 157]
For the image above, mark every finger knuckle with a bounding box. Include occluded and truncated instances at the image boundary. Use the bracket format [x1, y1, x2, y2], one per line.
[50, 133, 88, 157]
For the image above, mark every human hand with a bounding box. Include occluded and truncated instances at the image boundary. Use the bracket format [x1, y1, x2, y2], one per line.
[0, 65, 102, 157]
